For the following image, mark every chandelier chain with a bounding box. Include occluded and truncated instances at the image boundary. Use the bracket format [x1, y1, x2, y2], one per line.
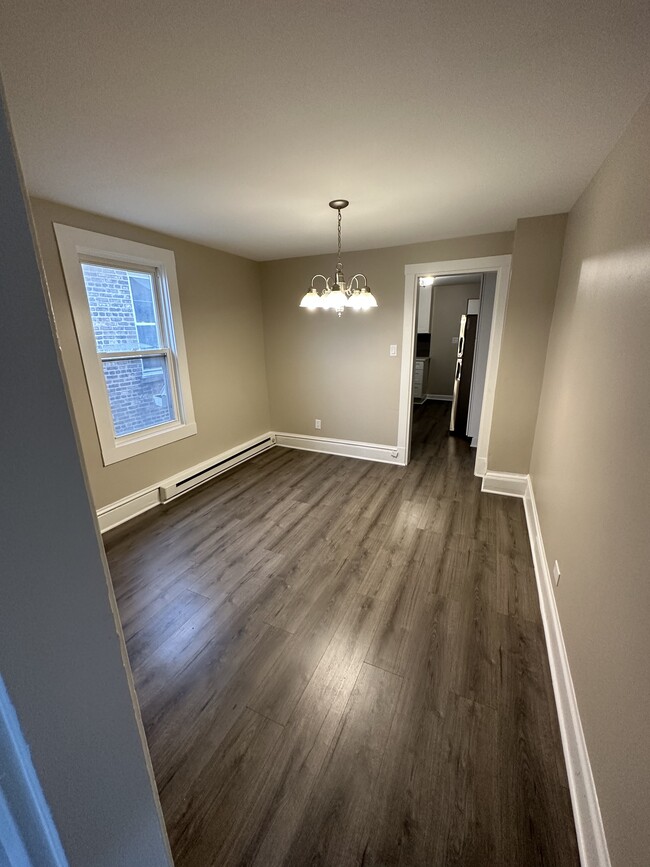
[337, 208, 342, 267]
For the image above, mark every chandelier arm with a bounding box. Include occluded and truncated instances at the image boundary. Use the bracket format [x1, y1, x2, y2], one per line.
[310, 274, 330, 290]
[347, 274, 369, 297]
[347, 273, 368, 289]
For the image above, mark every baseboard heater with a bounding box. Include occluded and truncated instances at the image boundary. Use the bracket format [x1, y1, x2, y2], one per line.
[159, 436, 275, 503]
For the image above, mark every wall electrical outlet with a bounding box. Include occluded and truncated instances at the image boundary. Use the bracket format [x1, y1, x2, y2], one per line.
[389, 344, 398, 357]
[553, 560, 561, 586]
[315, 418, 321, 430]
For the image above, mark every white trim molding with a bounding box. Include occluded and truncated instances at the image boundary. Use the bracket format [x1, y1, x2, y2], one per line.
[97, 430, 405, 532]
[398, 255, 512, 475]
[274, 432, 404, 465]
[486, 474, 611, 867]
[474, 455, 488, 476]
[159, 433, 274, 502]
[96, 486, 160, 533]
[97, 432, 274, 532]
[480, 470, 528, 498]
[522, 478, 611, 867]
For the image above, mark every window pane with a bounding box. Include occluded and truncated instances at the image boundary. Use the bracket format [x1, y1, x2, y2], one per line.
[129, 273, 157, 324]
[133, 297, 156, 323]
[136, 324, 159, 349]
[102, 355, 174, 437]
[141, 356, 164, 375]
[81, 263, 161, 352]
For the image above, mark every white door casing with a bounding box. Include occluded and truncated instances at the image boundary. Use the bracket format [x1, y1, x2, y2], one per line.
[398, 255, 511, 474]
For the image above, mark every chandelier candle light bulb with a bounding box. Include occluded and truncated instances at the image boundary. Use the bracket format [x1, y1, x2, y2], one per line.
[299, 200, 378, 317]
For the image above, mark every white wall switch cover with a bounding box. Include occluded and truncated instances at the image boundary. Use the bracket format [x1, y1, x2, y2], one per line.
[314, 419, 321, 430]
[389, 344, 398, 357]
[553, 560, 561, 585]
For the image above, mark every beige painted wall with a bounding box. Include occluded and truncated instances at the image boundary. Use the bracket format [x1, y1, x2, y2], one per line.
[261, 232, 513, 444]
[530, 95, 650, 866]
[30, 198, 271, 509]
[488, 213, 567, 473]
[427, 283, 480, 396]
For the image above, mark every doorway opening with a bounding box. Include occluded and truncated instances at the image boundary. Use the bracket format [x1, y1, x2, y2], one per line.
[397, 255, 512, 475]
[414, 272, 493, 443]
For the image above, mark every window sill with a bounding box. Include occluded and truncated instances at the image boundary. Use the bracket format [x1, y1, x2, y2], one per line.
[100, 421, 197, 466]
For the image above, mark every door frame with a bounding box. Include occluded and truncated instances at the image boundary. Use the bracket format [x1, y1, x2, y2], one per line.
[397, 254, 512, 474]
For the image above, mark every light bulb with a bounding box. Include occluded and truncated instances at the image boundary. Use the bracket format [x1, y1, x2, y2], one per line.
[356, 288, 378, 310]
[326, 288, 347, 312]
[299, 288, 321, 309]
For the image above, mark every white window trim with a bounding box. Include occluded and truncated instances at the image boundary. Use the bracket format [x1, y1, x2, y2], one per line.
[54, 224, 197, 465]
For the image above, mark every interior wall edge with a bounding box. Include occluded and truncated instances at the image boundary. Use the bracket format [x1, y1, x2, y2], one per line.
[487, 213, 568, 475]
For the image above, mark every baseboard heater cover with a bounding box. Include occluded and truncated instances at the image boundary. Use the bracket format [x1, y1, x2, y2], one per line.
[159, 435, 274, 502]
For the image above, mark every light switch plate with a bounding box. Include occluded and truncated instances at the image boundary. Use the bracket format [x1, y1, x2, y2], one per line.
[315, 418, 321, 430]
[389, 344, 397, 357]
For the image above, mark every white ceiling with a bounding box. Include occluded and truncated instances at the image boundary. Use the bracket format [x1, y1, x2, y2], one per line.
[1, 0, 649, 261]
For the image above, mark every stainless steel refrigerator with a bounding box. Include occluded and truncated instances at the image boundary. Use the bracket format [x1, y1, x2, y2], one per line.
[449, 312, 478, 437]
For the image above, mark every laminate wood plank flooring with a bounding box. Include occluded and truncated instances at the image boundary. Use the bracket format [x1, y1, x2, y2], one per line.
[105, 401, 579, 867]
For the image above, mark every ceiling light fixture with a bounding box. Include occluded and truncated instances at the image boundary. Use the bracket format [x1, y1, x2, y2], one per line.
[299, 200, 378, 317]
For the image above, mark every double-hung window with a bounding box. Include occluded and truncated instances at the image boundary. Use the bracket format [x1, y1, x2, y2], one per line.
[54, 225, 196, 465]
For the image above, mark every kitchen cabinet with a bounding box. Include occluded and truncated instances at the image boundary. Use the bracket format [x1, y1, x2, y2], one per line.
[413, 358, 430, 399]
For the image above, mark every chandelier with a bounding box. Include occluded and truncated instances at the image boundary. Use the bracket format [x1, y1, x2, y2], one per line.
[299, 200, 378, 317]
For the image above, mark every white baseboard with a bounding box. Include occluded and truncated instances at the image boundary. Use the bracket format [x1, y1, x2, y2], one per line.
[159, 433, 274, 502]
[97, 432, 274, 533]
[273, 432, 405, 465]
[480, 470, 528, 497]
[523, 478, 610, 867]
[487, 472, 611, 865]
[96, 486, 160, 533]
[98, 429, 404, 533]
[424, 393, 453, 402]
[481, 471, 611, 867]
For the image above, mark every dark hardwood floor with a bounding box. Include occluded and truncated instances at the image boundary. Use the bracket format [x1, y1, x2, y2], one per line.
[106, 402, 579, 866]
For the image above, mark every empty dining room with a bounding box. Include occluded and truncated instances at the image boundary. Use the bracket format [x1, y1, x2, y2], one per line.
[1, 2, 649, 865]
